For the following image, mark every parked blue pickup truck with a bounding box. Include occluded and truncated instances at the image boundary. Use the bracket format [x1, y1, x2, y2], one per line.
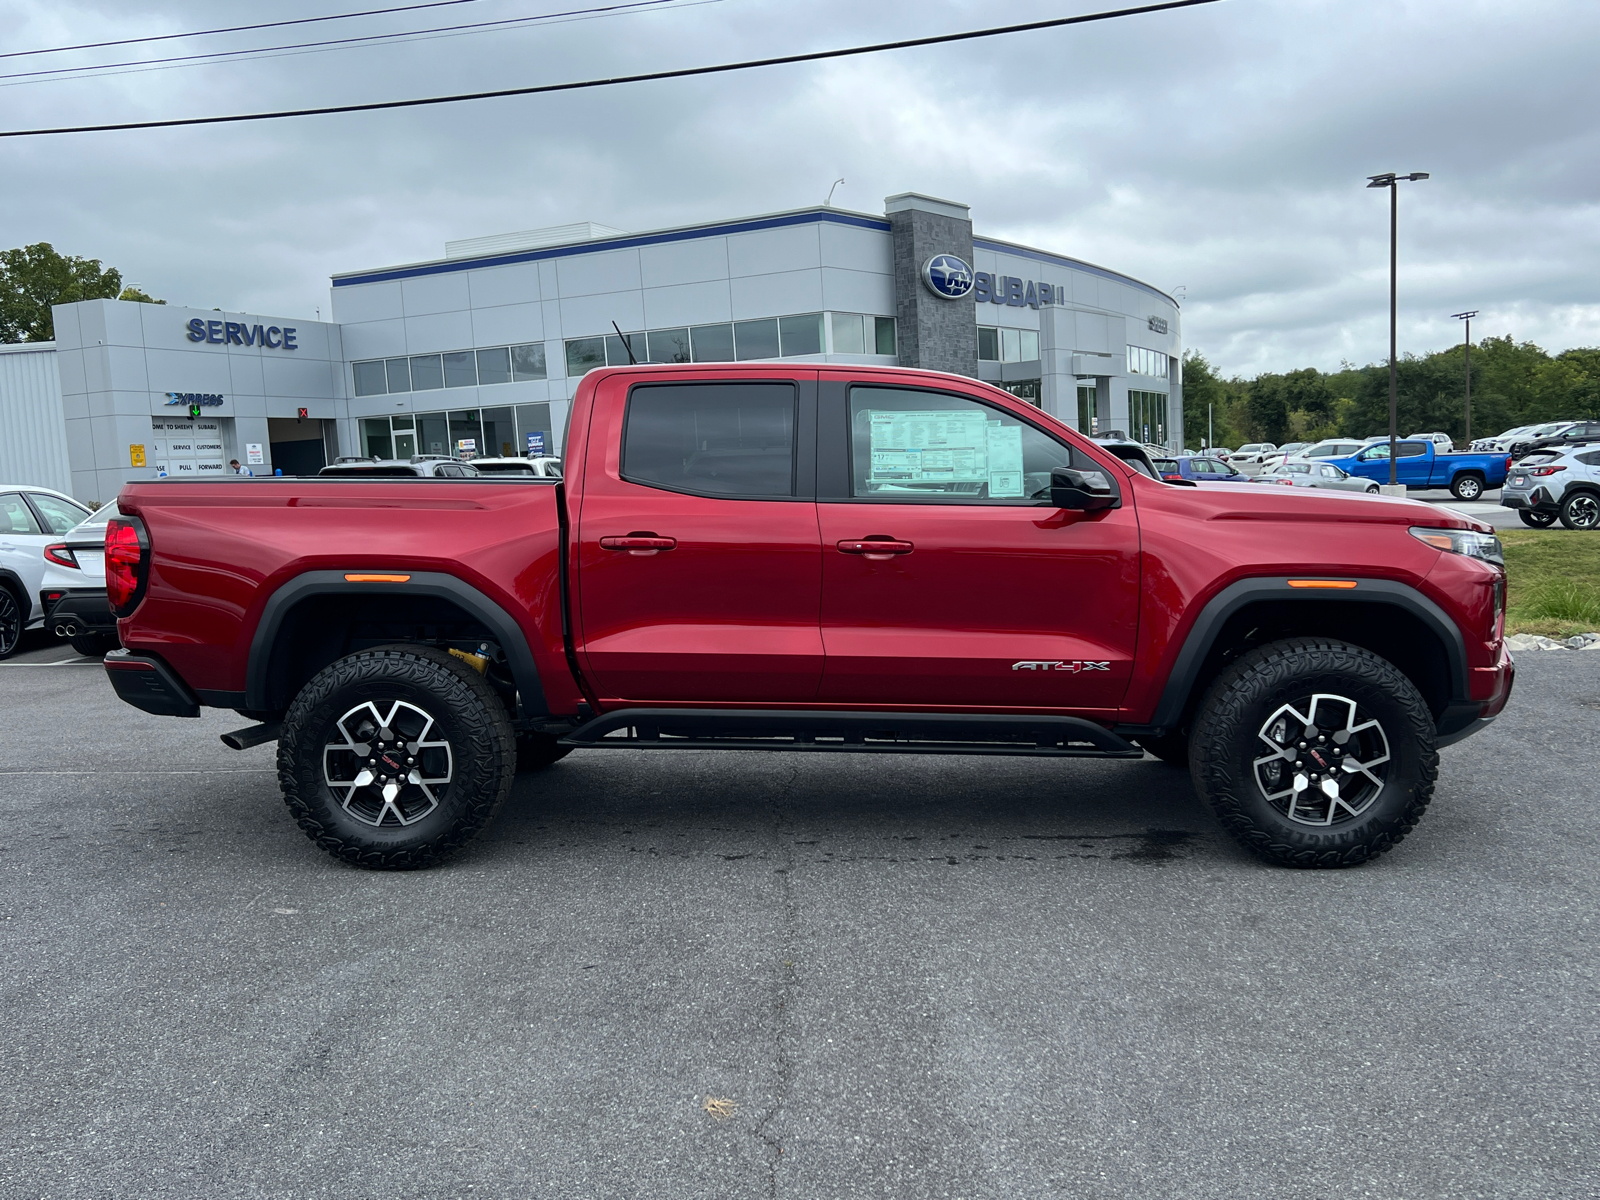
[1324, 439, 1511, 500]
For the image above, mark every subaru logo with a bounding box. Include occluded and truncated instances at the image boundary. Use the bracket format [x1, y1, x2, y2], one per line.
[921, 254, 975, 300]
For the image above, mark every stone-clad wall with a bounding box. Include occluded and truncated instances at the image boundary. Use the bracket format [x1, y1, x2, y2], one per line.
[887, 196, 978, 378]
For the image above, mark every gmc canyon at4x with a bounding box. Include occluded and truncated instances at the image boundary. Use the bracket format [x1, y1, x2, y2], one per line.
[102, 363, 1513, 869]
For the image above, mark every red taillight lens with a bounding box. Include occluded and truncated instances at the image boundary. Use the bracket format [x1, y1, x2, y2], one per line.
[1527, 465, 1567, 477]
[1278, 478, 1295, 486]
[105, 517, 148, 615]
[43, 543, 77, 568]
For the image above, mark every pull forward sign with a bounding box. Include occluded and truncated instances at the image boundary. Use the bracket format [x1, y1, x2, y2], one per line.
[1012, 661, 1111, 673]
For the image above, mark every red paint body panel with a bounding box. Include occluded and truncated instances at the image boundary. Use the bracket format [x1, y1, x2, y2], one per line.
[112, 362, 1511, 735]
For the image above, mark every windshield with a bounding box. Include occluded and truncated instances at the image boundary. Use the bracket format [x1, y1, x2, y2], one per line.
[69, 501, 121, 534]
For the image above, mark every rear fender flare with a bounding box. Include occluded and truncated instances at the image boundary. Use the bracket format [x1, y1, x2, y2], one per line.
[244, 570, 548, 715]
[1140, 577, 1470, 731]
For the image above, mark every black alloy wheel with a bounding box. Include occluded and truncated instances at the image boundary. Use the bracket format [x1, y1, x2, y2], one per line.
[0, 587, 21, 660]
[1518, 509, 1557, 528]
[277, 643, 515, 868]
[1559, 491, 1600, 531]
[1190, 638, 1437, 868]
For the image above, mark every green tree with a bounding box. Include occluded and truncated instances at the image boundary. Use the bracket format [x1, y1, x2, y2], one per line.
[0, 243, 163, 343]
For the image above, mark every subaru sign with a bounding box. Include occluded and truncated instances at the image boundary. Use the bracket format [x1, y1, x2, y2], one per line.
[921, 254, 975, 300]
[973, 273, 1062, 309]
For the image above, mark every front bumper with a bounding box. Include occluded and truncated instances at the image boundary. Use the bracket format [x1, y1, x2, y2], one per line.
[1436, 642, 1515, 748]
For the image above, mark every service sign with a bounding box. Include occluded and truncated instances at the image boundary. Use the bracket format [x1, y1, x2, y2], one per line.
[185, 318, 298, 350]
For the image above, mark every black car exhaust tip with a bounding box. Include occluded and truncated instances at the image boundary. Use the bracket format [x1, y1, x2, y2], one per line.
[220, 721, 282, 751]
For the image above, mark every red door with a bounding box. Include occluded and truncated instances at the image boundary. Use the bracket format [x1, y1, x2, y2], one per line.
[575, 372, 822, 704]
[815, 377, 1140, 717]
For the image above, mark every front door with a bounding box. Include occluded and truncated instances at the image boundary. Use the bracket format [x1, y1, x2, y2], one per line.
[575, 373, 822, 704]
[814, 378, 1141, 717]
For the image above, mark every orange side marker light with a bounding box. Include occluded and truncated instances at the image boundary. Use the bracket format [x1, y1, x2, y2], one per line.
[1286, 579, 1358, 589]
[344, 573, 411, 583]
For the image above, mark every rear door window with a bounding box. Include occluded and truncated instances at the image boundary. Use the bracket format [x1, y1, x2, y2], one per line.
[623, 382, 797, 498]
[0, 493, 43, 534]
[25, 493, 89, 534]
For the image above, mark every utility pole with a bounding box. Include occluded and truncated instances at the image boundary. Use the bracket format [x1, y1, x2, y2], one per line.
[1367, 172, 1429, 486]
[1453, 310, 1478, 444]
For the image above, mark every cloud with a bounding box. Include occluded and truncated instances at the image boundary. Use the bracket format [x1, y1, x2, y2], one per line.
[1, 0, 1595, 375]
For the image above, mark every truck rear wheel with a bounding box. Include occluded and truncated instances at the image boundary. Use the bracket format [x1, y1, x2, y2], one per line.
[277, 644, 515, 869]
[1450, 472, 1485, 501]
[1189, 638, 1437, 868]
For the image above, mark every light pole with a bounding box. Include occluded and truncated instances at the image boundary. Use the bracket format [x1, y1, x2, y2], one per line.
[1453, 310, 1478, 444]
[1367, 171, 1429, 485]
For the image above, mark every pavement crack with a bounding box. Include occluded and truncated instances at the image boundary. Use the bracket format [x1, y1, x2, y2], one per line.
[755, 762, 802, 1197]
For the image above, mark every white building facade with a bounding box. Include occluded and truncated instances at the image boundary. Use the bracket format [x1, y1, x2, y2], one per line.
[4, 193, 1180, 503]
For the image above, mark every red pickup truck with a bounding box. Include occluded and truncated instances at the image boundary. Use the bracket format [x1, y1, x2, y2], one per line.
[102, 363, 1513, 870]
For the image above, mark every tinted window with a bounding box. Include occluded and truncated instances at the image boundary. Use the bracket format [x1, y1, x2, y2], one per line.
[565, 337, 605, 377]
[476, 347, 511, 386]
[623, 383, 796, 498]
[647, 328, 691, 364]
[410, 354, 444, 391]
[511, 343, 547, 381]
[1397, 441, 1427, 458]
[1576, 451, 1600, 467]
[385, 357, 411, 393]
[0, 493, 43, 534]
[690, 323, 735, 362]
[353, 360, 388, 396]
[443, 351, 477, 388]
[29, 493, 89, 534]
[848, 386, 1091, 504]
[735, 319, 779, 361]
[778, 314, 822, 357]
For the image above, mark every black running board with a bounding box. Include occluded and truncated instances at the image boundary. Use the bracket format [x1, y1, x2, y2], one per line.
[559, 708, 1143, 758]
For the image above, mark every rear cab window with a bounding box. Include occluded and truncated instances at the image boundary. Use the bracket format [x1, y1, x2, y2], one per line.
[622, 382, 798, 498]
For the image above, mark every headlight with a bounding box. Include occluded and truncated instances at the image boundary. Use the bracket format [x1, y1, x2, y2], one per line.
[1410, 526, 1503, 567]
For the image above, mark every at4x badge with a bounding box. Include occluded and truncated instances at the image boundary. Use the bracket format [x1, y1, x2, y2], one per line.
[1012, 660, 1111, 673]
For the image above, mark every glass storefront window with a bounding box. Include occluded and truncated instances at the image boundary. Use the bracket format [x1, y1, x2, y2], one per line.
[565, 336, 605, 377]
[511, 342, 547, 380]
[516, 403, 553, 456]
[392, 414, 414, 430]
[1128, 346, 1169, 378]
[734, 318, 779, 360]
[482, 406, 516, 458]
[977, 326, 999, 361]
[1019, 330, 1039, 361]
[443, 351, 477, 388]
[361, 417, 393, 459]
[410, 354, 444, 391]
[606, 332, 645, 366]
[690, 323, 735, 362]
[1077, 386, 1097, 436]
[476, 347, 511, 386]
[448, 410, 483, 458]
[353, 361, 387, 397]
[1001, 328, 1021, 362]
[1129, 390, 1169, 445]
[875, 316, 897, 356]
[779, 313, 823, 357]
[648, 328, 692, 364]
[418, 412, 449, 457]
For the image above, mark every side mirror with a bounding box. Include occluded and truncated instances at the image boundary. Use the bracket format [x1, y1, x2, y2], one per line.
[1050, 466, 1119, 511]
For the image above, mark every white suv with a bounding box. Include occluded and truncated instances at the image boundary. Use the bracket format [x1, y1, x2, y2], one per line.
[0, 486, 94, 659]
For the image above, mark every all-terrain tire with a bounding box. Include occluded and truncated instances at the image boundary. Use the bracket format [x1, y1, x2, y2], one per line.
[277, 643, 516, 869]
[1450, 472, 1485, 501]
[1518, 509, 1557, 528]
[1188, 638, 1438, 869]
[516, 733, 574, 772]
[1558, 490, 1600, 531]
[1135, 730, 1189, 767]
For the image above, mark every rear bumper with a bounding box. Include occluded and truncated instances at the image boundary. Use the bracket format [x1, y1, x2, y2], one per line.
[42, 589, 115, 635]
[1499, 489, 1558, 512]
[104, 650, 200, 718]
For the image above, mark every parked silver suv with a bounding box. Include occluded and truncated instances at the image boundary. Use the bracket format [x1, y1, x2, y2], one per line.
[1499, 446, 1600, 529]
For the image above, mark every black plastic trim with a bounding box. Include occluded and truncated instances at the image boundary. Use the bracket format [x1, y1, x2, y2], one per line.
[561, 707, 1143, 758]
[104, 650, 200, 718]
[244, 570, 548, 715]
[1139, 577, 1471, 732]
[44, 589, 114, 631]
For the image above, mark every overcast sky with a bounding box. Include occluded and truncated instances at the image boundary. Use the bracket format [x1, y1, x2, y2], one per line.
[1, 0, 1595, 377]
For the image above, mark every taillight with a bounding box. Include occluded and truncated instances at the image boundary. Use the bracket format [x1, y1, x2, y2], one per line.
[105, 516, 149, 616]
[1526, 465, 1567, 477]
[1278, 478, 1295, 486]
[43, 543, 77, 568]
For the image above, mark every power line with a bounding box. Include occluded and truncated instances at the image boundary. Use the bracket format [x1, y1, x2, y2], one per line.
[0, 0, 494, 61]
[0, 0, 699, 85]
[0, 0, 1224, 139]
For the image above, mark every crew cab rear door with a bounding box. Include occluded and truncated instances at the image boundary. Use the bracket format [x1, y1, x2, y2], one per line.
[574, 370, 823, 703]
[812, 374, 1140, 716]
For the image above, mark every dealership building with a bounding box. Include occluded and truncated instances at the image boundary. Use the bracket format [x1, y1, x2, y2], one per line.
[0, 193, 1181, 503]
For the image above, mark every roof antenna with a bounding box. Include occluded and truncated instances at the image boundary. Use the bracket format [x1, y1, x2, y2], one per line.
[826, 178, 845, 206]
[611, 320, 639, 364]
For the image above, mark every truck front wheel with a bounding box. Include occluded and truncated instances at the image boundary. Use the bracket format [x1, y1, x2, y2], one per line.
[277, 644, 516, 869]
[1189, 638, 1438, 868]
[1450, 472, 1485, 501]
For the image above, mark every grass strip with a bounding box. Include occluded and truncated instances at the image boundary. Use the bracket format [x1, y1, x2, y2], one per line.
[1499, 529, 1600, 636]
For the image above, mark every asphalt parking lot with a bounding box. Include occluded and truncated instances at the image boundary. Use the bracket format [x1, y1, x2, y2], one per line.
[2, 647, 1596, 1199]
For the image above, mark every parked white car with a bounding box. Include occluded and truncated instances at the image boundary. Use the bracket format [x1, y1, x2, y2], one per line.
[1231, 443, 1280, 467]
[1292, 439, 1368, 461]
[38, 502, 121, 656]
[469, 456, 564, 478]
[0, 486, 94, 659]
[1408, 432, 1455, 451]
